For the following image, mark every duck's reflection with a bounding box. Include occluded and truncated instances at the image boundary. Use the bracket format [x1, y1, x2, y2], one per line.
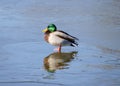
[44, 51, 78, 73]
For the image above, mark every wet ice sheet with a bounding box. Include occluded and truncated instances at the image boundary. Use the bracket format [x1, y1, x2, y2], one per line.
[0, 0, 120, 86]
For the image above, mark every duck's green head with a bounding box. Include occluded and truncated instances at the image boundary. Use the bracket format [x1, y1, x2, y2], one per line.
[42, 24, 57, 33]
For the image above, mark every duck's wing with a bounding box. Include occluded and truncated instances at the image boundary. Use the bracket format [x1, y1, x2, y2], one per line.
[58, 30, 79, 40]
[53, 30, 78, 46]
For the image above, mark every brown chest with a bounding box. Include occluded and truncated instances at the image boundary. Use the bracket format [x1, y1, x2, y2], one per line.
[44, 34, 49, 43]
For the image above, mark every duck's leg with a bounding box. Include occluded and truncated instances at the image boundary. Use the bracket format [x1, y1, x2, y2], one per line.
[58, 45, 61, 52]
[54, 45, 61, 52]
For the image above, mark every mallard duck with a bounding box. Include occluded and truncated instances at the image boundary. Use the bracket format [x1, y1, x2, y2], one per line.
[42, 24, 78, 52]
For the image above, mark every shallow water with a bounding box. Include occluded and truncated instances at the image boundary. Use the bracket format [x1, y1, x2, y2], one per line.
[0, 0, 120, 86]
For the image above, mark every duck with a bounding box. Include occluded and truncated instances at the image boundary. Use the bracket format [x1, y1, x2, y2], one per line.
[42, 24, 78, 52]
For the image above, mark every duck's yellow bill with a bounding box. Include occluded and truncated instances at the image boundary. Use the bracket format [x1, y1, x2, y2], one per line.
[42, 28, 48, 32]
